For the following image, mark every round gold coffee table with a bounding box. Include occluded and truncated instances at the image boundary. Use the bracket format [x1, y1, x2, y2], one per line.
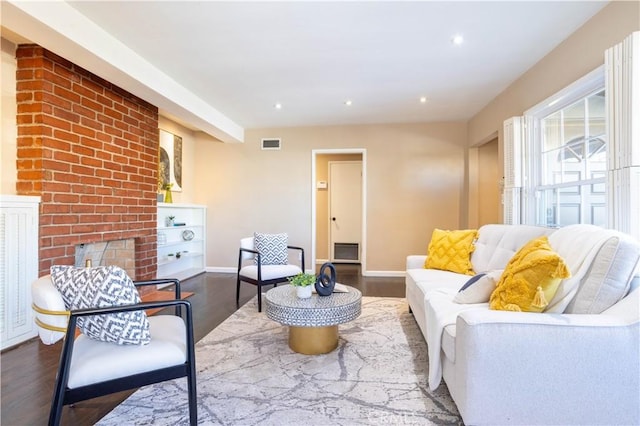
[264, 284, 362, 355]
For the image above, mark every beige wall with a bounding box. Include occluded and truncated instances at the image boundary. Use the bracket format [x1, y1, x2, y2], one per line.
[315, 153, 362, 261]
[194, 123, 467, 273]
[468, 1, 640, 147]
[1, 38, 17, 195]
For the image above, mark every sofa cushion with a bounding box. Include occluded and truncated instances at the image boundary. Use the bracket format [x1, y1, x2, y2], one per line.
[441, 324, 456, 363]
[254, 232, 288, 265]
[490, 236, 571, 312]
[50, 265, 151, 345]
[454, 270, 502, 304]
[470, 224, 555, 273]
[425, 228, 477, 275]
[563, 233, 640, 314]
[408, 268, 471, 295]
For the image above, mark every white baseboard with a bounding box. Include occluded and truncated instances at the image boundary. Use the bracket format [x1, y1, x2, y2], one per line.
[206, 266, 236, 274]
[362, 270, 405, 277]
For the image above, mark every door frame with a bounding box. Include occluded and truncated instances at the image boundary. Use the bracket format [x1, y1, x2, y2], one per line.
[311, 149, 367, 274]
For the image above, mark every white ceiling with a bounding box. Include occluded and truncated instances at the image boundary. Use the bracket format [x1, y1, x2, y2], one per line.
[9, 1, 609, 132]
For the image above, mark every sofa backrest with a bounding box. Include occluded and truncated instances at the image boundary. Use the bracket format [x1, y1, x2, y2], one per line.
[549, 224, 640, 314]
[471, 224, 555, 273]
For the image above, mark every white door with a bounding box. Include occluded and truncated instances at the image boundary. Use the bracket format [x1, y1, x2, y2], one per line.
[329, 161, 362, 262]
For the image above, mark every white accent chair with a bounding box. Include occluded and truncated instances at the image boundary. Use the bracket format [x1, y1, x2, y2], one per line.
[236, 236, 305, 312]
[31, 276, 197, 426]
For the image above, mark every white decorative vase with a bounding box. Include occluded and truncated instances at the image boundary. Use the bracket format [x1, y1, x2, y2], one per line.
[296, 285, 312, 299]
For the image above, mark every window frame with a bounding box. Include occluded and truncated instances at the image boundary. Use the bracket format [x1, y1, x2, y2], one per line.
[522, 66, 605, 226]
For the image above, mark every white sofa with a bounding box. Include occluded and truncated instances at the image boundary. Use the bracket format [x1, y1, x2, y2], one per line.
[406, 224, 640, 425]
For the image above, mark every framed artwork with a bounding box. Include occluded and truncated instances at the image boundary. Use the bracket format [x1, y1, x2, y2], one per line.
[159, 129, 183, 192]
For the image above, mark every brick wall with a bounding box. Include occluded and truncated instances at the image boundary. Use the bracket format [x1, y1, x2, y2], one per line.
[15, 45, 159, 282]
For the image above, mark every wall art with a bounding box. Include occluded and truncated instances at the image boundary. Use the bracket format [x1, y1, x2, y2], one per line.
[159, 129, 183, 192]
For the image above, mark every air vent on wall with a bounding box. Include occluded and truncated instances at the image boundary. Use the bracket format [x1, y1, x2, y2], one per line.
[261, 138, 281, 150]
[334, 243, 359, 261]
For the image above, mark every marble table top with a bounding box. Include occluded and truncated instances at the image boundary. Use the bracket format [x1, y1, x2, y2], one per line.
[264, 284, 362, 327]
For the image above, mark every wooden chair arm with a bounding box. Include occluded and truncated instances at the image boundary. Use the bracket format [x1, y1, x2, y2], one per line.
[134, 278, 181, 300]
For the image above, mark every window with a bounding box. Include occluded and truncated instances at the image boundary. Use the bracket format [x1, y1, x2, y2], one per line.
[505, 32, 639, 239]
[522, 67, 606, 227]
[535, 90, 606, 227]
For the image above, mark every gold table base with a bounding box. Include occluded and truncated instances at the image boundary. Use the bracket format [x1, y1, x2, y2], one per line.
[288, 325, 338, 355]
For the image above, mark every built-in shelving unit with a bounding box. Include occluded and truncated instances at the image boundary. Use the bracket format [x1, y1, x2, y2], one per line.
[157, 203, 206, 281]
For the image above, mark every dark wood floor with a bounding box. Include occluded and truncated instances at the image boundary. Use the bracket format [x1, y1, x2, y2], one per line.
[1, 265, 405, 426]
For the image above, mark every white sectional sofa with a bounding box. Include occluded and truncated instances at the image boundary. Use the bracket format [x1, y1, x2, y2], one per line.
[406, 224, 640, 425]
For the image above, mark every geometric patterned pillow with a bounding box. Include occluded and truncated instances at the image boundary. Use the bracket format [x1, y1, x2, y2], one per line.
[424, 228, 478, 275]
[254, 232, 288, 265]
[49, 265, 151, 345]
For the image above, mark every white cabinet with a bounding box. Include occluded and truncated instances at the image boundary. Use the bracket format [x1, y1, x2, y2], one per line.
[157, 203, 206, 281]
[1, 195, 40, 350]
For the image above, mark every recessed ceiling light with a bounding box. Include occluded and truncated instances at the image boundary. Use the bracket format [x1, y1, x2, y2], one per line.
[274, 103, 282, 109]
[420, 96, 428, 104]
[344, 100, 353, 106]
[452, 34, 464, 45]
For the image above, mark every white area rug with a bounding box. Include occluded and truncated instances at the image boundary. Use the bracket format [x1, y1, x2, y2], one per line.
[98, 297, 462, 425]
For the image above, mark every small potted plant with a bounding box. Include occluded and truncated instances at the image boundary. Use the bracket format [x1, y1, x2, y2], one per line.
[287, 273, 317, 299]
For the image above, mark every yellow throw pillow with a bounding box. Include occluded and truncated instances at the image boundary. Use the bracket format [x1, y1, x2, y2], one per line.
[424, 229, 478, 275]
[489, 236, 571, 313]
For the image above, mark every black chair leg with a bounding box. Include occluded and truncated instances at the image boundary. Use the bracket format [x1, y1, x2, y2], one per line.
[49, 387, 64, 426]
[235, 276, 241, 307]
[49, 405, 62, 426]
[257, 284, 262, 312]
[187, 369, 197, 425]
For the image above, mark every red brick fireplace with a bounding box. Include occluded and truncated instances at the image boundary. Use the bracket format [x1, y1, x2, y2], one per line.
[15, 45, 159, 283]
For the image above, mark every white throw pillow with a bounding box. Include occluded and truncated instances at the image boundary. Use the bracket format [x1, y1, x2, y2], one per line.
[453, 270, 502, 304]
[50, 265, 151, 345]
[254, 232, 288, 265]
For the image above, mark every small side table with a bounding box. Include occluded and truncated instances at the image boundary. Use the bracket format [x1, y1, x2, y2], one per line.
[264, 284, 362, 355]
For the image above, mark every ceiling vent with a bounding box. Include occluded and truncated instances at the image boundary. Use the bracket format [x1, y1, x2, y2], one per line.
[261, 138, 281, 150]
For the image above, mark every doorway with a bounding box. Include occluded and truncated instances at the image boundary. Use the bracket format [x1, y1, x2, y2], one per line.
[478, 138, 500, 225]
[329, 161, 362, 262]
[311, 149, 367, 273]
[468, 136, 500, 228]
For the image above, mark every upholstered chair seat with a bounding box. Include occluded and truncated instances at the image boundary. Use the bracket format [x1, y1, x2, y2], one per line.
[31, 272, 197, 426]
[67, 315, 187, 389]
[239, 264, 302, 281]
